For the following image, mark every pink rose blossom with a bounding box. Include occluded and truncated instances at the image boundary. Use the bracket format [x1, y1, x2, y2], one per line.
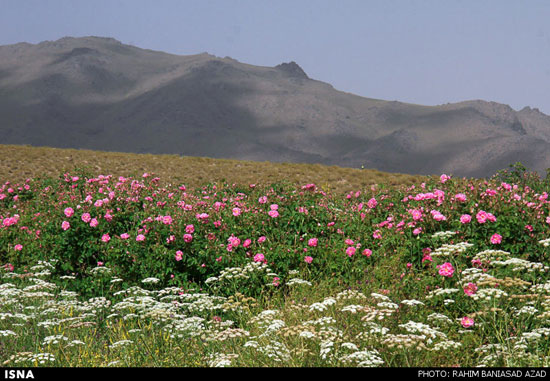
[463, 282, 478, 296]
[367, 198, 378, 209]
[308, 238, 318, 247]
[62, 221, 70, 231]
[136, 234, 145, 242]
[64, 207, 74, 217]
[101, 234, 111, 243]
[437, 262, 455, 277]
[254, 253, 266, 263]
[304, 256, 313, 264]
[81, 213, 91, 223]
[460, 214, 471, 224]
[476, 210, 488, 224]
[461, 316, 475, 328]
[490, 233, 502, 244]
[455, 193, 467, 202]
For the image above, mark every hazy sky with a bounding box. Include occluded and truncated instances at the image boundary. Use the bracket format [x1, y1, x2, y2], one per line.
[2, 0, 550, 113]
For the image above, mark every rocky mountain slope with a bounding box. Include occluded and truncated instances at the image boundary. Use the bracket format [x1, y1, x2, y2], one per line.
[1, 36, 550, 177]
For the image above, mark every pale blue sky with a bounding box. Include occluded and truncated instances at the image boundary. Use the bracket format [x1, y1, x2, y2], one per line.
[2, 0, 550, 113]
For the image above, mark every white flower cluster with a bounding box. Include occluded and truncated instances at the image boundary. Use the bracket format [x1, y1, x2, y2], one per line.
[431, 231, 457, 240]
[530, 280, 550, 294]
[207, 353, 238, 367]
[0, 330, 17, 337]
[470, 288, 508, 301]
[473, 249, 511, 263]
[431, 340, 462, 351]
[341, 304, 365, 313]
[521, 328, 550, 342]
[431, 242, 473, 257]
[460, 268, 494, 285]
[339, 349, 385, 367]
[427, 313, 453, 326]
[309, 297, 337, 312]
[212, 261, 272, 283]
[491, 258, 549, 273]
[42, 335, 69, 345]
[515, 306, 539, 316]
[109, 340, 134, 349]
[89, 266, 112, 276]
[425, 288, 460, 299]
[358, 322, 390, 338]
[141, 277, 160, 284]
[335, 289, 367, 300]
[398, 321, 447, 340]
[286, 278, 312, 286]
[400, 299, 425, 307]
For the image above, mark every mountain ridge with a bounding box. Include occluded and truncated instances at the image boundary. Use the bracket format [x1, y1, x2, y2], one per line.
[1, 36, 550, 177]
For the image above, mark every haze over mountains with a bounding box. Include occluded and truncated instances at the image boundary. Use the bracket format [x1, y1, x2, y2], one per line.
[1, 36, 550, 177]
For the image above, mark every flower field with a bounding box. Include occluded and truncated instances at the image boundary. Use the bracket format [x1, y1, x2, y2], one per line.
[2, 164, 550, 367]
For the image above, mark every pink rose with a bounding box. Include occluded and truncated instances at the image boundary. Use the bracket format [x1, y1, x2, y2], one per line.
[463, 282, 478, 296]
[460, 214, 471, 224]
[437, 262, 454, 277]
[461, 316, 474, 328]
[346, 246, 356, 257]
[490, 233, 502, 244]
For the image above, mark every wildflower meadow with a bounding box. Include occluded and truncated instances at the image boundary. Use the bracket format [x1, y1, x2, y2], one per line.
[2, 163, 550, 367]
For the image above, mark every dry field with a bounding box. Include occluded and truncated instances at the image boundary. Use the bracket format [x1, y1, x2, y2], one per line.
[0, 144, 422, 193]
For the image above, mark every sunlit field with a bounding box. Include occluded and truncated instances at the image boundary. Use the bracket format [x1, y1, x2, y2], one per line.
[2, 156, 550, 367]
[0, 144, 420, 195]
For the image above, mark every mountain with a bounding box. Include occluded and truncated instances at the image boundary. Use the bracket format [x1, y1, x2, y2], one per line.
[1, 36, 550, 178]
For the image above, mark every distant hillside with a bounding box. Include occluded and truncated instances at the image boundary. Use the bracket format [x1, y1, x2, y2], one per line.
[2, 36, 550, 177]
[0, 144, 421, 194]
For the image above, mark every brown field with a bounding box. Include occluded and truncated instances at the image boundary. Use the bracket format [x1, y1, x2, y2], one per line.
[0, 144, 425, 194]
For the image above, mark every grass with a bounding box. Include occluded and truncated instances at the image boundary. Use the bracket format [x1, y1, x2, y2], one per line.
[0, 144, 422, 194]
